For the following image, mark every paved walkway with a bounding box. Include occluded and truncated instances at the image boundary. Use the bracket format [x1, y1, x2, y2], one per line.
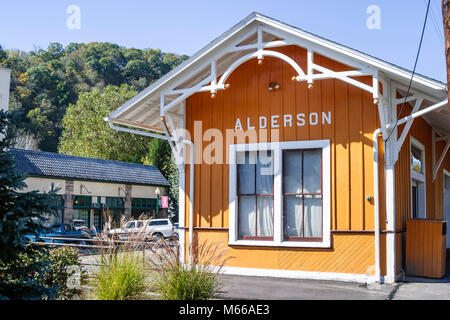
[219, 274, 450, 300]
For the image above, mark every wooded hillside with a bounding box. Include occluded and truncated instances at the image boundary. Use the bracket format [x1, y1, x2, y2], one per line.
[0, 42, 188, 152]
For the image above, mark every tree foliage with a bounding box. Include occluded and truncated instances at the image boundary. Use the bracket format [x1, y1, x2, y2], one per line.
[58, 85, 150, 163]
[1, 42, 188, 152]
[0, 111, 60, 299]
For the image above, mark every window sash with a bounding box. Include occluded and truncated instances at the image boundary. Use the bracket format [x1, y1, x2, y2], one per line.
[229, 139, 331, 248]
[237, 151, 274, 240]
[282, 149, 323, 241]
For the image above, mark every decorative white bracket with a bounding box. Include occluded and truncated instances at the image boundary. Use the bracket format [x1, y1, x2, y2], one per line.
[383, 81, 447, 167]
[159, 23, 381, 117]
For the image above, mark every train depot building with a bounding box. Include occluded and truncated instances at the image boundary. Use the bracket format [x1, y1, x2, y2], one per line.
[11, 148, 169, 229]
[106, 13, 450, 283]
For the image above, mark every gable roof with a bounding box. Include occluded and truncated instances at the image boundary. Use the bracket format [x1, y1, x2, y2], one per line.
[106, 12, 447, 132]
[10, 148, 169, 187]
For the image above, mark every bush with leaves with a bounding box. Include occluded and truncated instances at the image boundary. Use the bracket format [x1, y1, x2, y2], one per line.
[42, 247, 88, 300]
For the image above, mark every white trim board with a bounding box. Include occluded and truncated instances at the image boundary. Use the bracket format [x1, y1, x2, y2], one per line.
[218, 266, 378, 284]
[228, 139, 331, 248]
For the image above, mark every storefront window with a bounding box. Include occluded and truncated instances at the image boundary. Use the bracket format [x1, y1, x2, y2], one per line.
[132, 198, 156, 219]
[73, 209, 90, 226]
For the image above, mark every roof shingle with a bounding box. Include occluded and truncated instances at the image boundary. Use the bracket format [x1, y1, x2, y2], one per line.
[10, 148, 169, 187]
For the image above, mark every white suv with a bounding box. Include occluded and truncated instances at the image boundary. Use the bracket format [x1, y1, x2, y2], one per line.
[109, 218, 176, 241]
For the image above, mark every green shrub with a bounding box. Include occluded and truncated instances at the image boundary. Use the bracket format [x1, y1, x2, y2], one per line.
[148, 240, 232, 300]
[89, 215, 152, 300]
[91, 252, 147, 300]
[0, 246, 86, 300]
[43, 247, 88, 300]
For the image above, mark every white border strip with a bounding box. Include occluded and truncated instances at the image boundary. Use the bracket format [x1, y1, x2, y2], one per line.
[218, 266, 378, 284]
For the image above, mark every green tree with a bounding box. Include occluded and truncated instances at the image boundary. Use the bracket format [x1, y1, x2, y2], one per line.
[0, 111, 59, 299]
[1, 42, 188, 153]
[143, 138, 179, 220]
[58, 85, 150, 163]
[0, 45, 6, 63]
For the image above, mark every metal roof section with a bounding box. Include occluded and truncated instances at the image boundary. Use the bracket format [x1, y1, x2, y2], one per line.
[10, 148, 169, 187]
[106, 12, 448, 140]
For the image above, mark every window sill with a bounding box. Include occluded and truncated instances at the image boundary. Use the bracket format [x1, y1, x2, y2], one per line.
[228, 239, 331, 248]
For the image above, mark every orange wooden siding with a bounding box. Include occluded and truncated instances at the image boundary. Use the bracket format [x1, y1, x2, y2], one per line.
[394, 101, 450, 273]
[184, 45, 388, 274]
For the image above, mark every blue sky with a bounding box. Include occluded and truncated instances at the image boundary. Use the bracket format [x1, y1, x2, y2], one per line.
[0, 0, 446, 82]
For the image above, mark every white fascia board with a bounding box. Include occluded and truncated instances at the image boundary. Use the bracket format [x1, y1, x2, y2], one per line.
[108, 12, 446, 122]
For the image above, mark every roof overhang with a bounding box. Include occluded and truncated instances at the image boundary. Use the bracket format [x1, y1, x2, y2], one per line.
[106, 12, 448, 136]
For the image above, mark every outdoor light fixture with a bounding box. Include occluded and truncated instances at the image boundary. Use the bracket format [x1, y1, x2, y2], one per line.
[268, 82, 280, 91]
[80, 184, 91, 195]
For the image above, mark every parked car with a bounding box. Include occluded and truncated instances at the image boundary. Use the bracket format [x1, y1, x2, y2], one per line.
[72, 219, 88, 231]
[26, 223, 97, 244]
[109, 218, 176, 241]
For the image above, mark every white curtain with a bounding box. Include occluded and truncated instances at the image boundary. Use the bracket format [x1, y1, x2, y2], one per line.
[238, 151, 274, 238]
[239, 196, 256, 237]
[256, 151, 273, 194]
[304, 196, 322, 238]
[257, 197, 274, 237]
[284, 196, 303, 237]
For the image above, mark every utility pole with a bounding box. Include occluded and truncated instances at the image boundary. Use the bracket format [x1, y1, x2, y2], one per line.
[442, 0, 450, 114]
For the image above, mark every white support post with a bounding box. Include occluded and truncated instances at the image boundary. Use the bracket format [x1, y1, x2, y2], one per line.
[383, 80, 397, 283]
[307, 50, 313, 87]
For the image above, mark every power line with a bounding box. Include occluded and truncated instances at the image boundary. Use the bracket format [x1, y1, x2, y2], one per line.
[424, 0, 445, 47]
[385, 0, 431, 142]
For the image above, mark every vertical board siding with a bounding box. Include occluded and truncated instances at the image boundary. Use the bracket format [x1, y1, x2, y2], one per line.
[185, 45, 386, 274]
[394, 101, 450, 274]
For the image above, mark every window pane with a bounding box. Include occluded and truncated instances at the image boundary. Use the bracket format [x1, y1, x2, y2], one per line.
[237, 152, 256, 195]
[411, 145, 423, 174]
[256, 151, 273, 194]
[304, 196, 322, 238]
[303, 150, 321, 194]
[283, 151, 303, 194]
[284, 196, 303, 238]
[239, 196, 256, 237]
[257, 196, 273, 237]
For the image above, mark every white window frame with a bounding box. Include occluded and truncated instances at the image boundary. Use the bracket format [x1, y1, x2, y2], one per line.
[229, 139, 331, 248]
[410, 136, 426, 218]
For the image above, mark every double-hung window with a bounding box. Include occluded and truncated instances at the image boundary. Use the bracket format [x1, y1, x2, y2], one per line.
[283, 149, 323, 241]
[237, 151, 274, 240]
[229, 140, 330, 248]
